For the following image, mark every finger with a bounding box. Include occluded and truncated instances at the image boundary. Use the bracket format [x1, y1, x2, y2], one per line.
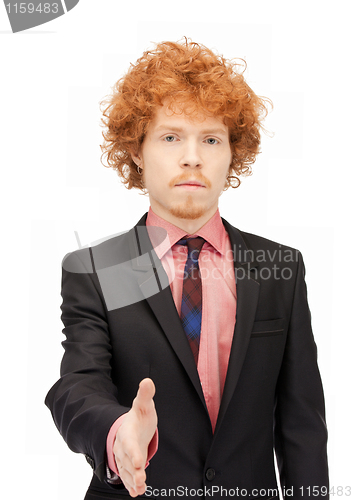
[129, 483, 146, 499]
[118, 465, 134, 492]
[122, 466, 146, 491]
[119, 461, 147, 496]
[134, 378, 155, 408]
[116, 447, 145, 476]
[128, 488, 139, 498]
[132, 468, 147, 491]
[122, 476, 139, 499]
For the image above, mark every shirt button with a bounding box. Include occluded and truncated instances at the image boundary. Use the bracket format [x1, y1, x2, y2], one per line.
[205, 468, 216, 481]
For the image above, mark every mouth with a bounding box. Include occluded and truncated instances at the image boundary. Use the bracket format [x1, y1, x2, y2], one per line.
[175, 180, 206, 190]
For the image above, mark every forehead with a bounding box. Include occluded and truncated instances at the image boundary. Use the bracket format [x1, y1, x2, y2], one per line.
[148, 102, 228, 134]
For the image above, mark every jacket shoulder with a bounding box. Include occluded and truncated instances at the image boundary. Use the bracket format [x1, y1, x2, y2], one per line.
[222, 218, 302, 266]
[239, 229, 300, 254]
[61, 229, 132, 274]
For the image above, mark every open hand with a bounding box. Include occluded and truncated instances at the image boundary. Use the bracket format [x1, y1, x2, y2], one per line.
[113, 378, 158, 497]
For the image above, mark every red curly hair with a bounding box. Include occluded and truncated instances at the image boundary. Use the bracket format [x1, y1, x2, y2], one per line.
[100, 38, 271, 190]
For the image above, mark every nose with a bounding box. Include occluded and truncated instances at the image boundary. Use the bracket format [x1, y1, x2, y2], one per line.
[179, 139, 202, 169]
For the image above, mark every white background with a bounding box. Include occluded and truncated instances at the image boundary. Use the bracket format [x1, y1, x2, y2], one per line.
[1, 0, 352, 498]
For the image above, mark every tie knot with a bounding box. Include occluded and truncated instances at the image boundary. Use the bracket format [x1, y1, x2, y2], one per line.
[178, 237, 205, 263]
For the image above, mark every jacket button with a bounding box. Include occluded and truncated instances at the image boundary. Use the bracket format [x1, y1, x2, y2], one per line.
[205, 468, 216, 481]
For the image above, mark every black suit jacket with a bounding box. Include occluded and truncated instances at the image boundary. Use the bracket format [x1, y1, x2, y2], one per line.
[45, 214, 329, 500]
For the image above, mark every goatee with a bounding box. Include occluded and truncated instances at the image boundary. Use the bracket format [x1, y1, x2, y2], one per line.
[168, 196, 207, 220]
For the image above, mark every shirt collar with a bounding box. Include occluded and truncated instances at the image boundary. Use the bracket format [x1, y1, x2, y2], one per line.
[146, 207, 228, 259]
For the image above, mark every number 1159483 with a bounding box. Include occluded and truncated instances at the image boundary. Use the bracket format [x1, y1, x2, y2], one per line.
[6, 3, 59, 14]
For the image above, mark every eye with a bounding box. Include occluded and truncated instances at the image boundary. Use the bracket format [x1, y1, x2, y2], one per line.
[205, 137, 219, 145]
[164, 135, 177, 142]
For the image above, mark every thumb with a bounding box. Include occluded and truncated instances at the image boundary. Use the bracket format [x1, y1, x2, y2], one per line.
[134, 378, 155, 409]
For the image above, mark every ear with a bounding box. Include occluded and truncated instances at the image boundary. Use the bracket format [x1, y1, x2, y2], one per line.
[131, 150, 142, 167]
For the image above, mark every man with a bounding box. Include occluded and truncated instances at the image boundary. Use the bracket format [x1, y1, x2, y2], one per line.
[45, 39, 329, 500]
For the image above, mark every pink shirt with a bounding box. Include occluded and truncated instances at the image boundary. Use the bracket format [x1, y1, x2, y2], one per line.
[107, 208, 237, 474]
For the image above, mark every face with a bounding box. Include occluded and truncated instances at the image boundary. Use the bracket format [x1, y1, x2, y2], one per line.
[132, 103, 232, 228]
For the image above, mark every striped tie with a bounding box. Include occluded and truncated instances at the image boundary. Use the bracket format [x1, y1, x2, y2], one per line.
[177, 237, 205, 364]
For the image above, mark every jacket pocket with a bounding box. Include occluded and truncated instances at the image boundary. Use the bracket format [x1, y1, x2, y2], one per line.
[251, 318, 284, 338]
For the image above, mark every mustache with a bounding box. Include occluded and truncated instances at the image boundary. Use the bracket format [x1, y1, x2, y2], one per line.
[169, 172, 211, 188]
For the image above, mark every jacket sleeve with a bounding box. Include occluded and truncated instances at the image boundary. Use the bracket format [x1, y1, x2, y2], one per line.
[45, 249, 130, 482]
[274, 252, 329, 499]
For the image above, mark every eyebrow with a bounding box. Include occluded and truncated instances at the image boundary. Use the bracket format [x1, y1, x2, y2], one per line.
[154, 125, 228, 136]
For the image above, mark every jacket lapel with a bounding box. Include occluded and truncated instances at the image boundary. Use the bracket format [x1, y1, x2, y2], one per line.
[214, 219, 260, 437]
[127, 216, 207, 412]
